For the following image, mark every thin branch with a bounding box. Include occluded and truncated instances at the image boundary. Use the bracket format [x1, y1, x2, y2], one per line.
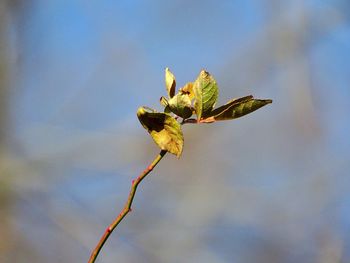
[181, 118, 197, 124]
[88, 150, 167, 263]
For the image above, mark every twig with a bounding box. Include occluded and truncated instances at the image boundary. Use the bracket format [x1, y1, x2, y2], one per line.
[181, 118, 197, 124]
[88, 150, 167, 263]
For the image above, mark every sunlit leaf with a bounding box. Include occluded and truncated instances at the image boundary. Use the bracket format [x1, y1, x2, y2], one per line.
[137, 107, 184, 157]
[180, 82, 195, 100]
[209, 95, 253, 116]
[168, 92, 193, 119]
[193, 70, 218, 121]
[159, 96, 172, 113]
[165, 68, 176, 98]
[160, 96, 168, 107]
[201, 96, 272, 122]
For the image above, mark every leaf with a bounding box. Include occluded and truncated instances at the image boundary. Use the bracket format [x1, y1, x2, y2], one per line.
[209, 95, 253, 116]
[168, 91, 193, 119]
[159, 96, 169, 107]
[159, 96, 172, 113]
[165, 68, 176, 98]
[180, 82, 195, 100]
[202, 96, 272, 122]
[137, 107, 184, 157]
[193, 70, 219, 121]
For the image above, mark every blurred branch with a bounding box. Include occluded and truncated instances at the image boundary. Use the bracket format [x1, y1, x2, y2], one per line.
[0, 1, 10, 150]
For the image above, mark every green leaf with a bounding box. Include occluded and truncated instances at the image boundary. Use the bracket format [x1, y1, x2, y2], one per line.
[201, 96, 272, 122]
[137, 107, 184, 157]
[193, 70, 219, 121]
[165, 68, 176, 98]
[168, 91, 193, 119]
[209, 95, 254, 116]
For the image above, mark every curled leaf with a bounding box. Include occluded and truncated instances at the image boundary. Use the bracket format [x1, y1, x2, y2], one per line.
[168, 91, 193, 119]
[202, 96, 272, 122]
[180, 82, 195, 100]
[209, 95, 253, 116]
[160, 96, 169, 107]
[159, 96, 171, 113]
[137, 107, 184, 157]
[165, 68, 176, 98]
[193, 70, 218, 121]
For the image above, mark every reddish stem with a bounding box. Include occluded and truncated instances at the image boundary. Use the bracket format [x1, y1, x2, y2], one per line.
[88, 150, 167, 263]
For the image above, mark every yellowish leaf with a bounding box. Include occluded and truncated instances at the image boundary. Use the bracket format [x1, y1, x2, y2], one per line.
[165, 68, 176, 98]
[137, 107, 184, 157]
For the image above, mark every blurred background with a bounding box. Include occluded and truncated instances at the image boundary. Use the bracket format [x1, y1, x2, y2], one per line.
[1, 0, 350, 262]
